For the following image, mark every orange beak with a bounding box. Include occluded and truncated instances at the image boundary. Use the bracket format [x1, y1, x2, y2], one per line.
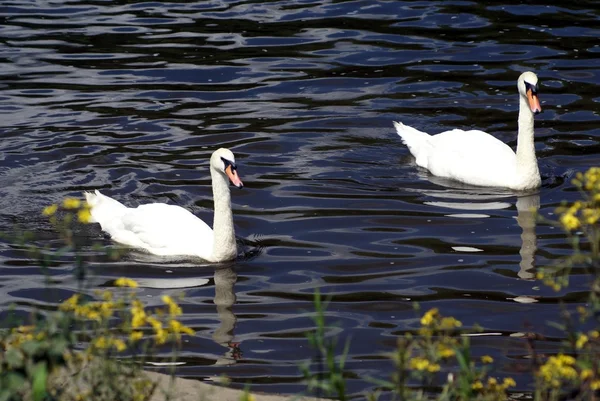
[526, 88, 542, 114]
[225, 165, 243, 188]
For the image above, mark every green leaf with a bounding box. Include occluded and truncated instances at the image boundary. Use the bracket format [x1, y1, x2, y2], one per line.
[4, 348, 24, 369]
[31, 362, 48, 401]
[6, 371, 27, 391]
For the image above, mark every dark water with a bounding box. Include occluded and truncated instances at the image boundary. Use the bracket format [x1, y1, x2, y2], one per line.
[1, 0, 600, 397]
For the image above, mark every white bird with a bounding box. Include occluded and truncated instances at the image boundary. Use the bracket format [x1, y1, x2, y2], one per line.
[394, 71, 542, 191]
[84, 148, 244, 262]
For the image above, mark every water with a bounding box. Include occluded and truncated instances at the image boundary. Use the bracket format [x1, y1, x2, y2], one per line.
[1, 0, 600, 397]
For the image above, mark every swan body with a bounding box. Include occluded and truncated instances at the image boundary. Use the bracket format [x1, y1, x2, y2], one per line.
[394, 71, 542, 191]
[85, 148, 244, 262]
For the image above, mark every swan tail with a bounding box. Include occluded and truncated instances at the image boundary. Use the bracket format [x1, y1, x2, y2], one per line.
[83, 190, 127, 224]
[393, 121, 433, 168]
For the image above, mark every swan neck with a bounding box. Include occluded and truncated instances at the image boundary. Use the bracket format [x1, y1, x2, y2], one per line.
[515, 95, 540, 189]
[210, 167, 237, 262]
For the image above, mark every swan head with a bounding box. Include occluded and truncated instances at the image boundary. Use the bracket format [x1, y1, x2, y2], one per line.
[211, 148, 244, 188]
[517, 71, 542, 115]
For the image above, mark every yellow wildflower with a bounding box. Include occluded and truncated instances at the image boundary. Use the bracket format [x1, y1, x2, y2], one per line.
[162, 295, 182, 316]
[130, 331, 144, 342]
[43, 204, 58, 216]
[502, 377, 516, 388]
[100, 301, 115, 319]
[481, 355, 494, 364]
[78, 208, 92, 223]
[92, 336, 109, 350]
[592, 330, 600, 339]
[420, 308, 439, 326]
[581, 369, 593, 380]
[147, 316, 163, 332]
[60, 294, 81, 311]
[409, 357, 439, 373]
[576, 334, 589, 349]
[538, 354, 577, 387]
[169, 319, 195, 337]
[559, 212, 580, 231]
[63, 197, 81, 209]
[114, 339, 127, 352]
[155, 328, 168, 345]
[131, 300, 147, 328]
[471, 381, 483, 390]
[115, 277, 138, 288]
[582, 207, 600, 225]
[592, 380, 600, 391]
[437, 344, 455, 358]
[409, 357, 429, 371]
[440, 316, 462, 330]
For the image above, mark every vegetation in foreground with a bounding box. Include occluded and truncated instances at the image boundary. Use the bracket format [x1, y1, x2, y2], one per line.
[2, 168, 600, 400]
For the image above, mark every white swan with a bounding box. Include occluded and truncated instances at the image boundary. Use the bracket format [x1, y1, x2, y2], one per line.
[84, 148, 243, 262]
[394, 71, 542, 191]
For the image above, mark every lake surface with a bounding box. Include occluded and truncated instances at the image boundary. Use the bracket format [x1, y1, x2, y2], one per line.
[1, 0, 599, 397]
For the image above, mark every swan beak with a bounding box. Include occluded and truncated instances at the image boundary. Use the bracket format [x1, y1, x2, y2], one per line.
[527, 89, 542, 114]
[225, 165, 244, 188]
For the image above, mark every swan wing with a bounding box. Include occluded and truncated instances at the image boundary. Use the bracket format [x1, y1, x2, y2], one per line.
[113, 203, 214, 259]
[425, 129, 518, 187]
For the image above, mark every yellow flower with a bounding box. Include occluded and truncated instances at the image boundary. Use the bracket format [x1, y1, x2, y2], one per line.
[155, 328, 168, 345]
[131, 301, 147, 328]
[114, 339, 127, 352]
[63, 198, 81, 209]
[43, 204, 58, 216]
[440, 316, 462, 330]
[592, 380, 600, 390]
[559, 212, 580, 231]
[60, 294, 81, 310]
[409, 357, 430, 371]
[420, 308, 439, 326]
[169, 319, 195, 337]
[78, 208, 92, 223]
[481, 355, 494, 364]
[581, 369, 593, 380]
[437, 344, 455, 358]
[471, 381, 483, 390]
[582, 207, 600, 225]
[93, 336, 109, 350]
[130, 331, 144, 342]
[592, 330, 600, 339]
[147, 316, 163, 332]
[538, 354, 577, 387]
[576, 334, 589, 349]
[427, 363, 440, 373]
[162, 295, 182, 316]
[502, 377, 516, 388]
[409, 356, 439, 372]
[115, 277, 138, 288]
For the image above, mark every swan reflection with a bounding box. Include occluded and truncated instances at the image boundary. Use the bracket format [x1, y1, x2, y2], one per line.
[116, 264, 240, 366]
[412, 179, 540, 279]
[212, 266, 241, 365]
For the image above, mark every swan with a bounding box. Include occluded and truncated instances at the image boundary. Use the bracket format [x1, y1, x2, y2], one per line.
[84, 148, 244, 262]
[394, 71, 542, 191]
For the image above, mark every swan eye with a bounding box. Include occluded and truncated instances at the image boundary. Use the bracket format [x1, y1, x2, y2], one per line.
[221, 157, 237, 171]
[524, 81, 538, 94]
